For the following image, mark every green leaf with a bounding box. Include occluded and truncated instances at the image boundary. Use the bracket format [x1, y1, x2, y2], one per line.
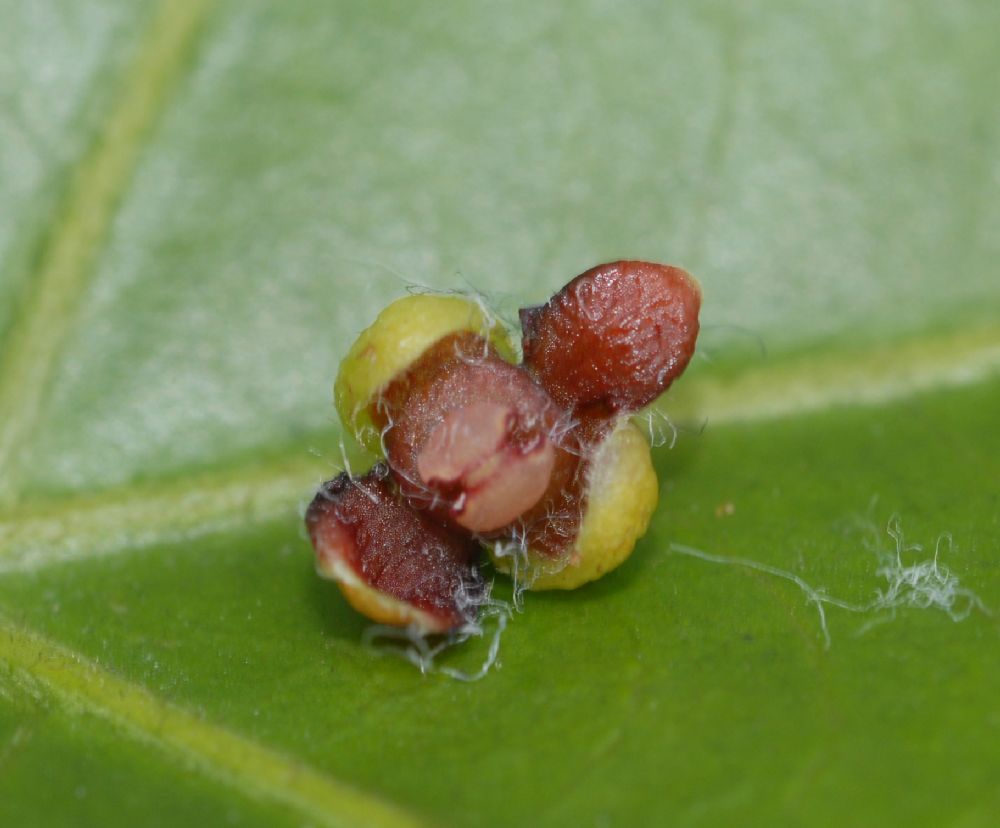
[1, 1, 998, 825]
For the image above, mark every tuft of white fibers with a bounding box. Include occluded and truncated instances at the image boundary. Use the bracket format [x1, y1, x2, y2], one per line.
[361, 578, 511, 682]
[669, 514, 990, 649]
[634, 406, 707, 450]
[858, 515, 990, 632]
[489, 532, 532, 613]
[637, 407, 679, 449]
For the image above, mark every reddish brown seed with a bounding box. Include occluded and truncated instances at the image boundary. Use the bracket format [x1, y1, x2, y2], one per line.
[520, 261, 701, 415]
[306, 464, 483, 631]
[375, 332, 561, 534]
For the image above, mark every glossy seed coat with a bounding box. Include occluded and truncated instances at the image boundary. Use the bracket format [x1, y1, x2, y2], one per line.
[520, 260, 701, 415]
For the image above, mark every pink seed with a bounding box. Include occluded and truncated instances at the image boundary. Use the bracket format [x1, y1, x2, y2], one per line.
[417, 401, 556, 532]
[376, 332, 560, 534]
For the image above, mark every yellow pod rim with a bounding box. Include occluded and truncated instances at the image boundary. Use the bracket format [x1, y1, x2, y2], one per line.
[334, 294, 515, 454]
[491, 417, 659, 590]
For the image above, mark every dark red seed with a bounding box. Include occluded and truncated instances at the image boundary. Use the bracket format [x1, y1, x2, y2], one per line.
[520, 260, 701, 415]
[306, 464, 484, 631]
[374, 332, 561, 534]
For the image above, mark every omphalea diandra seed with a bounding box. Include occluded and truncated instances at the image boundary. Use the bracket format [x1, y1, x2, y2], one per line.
[520, 260, 701, 415]
[310, 260, 702, 632]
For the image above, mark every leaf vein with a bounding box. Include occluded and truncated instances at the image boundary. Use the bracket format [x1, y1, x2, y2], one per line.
[0, 616, 432, 828]
[0, 0, 216, 504]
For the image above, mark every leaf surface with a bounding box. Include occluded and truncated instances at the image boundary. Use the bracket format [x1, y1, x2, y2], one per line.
[1, 1, 998, 825]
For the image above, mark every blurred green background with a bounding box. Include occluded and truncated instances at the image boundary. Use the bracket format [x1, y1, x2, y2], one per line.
[0, 1, 998, 825]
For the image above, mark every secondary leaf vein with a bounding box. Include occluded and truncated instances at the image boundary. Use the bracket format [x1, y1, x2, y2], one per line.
[0, 324, 998, 574]
[0, 452, 328, 573]
[0, 615, 432, 828]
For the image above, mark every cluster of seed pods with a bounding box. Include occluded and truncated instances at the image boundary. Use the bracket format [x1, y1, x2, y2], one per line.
[306, 261, 701, 633]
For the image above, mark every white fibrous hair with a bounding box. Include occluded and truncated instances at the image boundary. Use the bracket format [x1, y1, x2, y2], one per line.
[362, 572, 512, 682]
[669, 514, 990, 649]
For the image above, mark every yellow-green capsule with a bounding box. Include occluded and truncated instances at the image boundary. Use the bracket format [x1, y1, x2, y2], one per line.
[334, 294, 516, 454]
[491, 416, 658, 590]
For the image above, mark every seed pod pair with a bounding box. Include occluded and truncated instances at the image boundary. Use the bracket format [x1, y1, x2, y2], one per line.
[306, 261, 701, 632]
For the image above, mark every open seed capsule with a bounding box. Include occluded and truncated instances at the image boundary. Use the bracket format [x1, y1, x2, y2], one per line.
[336, 294, 562, 535]
[313, 260, 700, 632]
[334, 294, 516, 454]
[306, 463, 484, 633]
[490, 416, 658, 590]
